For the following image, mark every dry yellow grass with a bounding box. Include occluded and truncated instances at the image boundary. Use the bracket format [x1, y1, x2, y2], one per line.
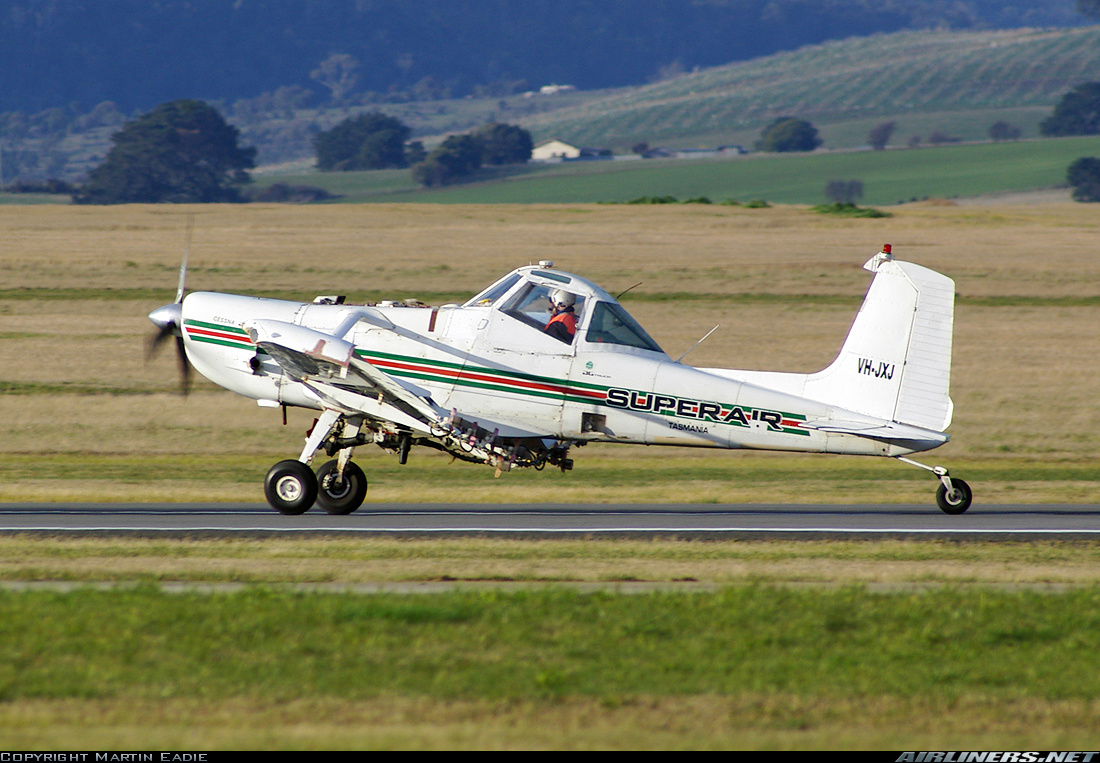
[3, 536, 1100, 586]
[4, 694, 1099, 749]
[1, 202, 1097, 502]
[4, 202, 1099, 297]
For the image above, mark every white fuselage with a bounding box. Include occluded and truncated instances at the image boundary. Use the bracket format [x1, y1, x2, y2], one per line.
[180, 286, 946, 460]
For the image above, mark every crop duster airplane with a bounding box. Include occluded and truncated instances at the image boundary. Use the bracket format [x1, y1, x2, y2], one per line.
[147, 244, 973, 515]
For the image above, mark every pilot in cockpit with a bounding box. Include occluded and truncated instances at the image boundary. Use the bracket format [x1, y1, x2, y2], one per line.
[544, 289, 577, 342]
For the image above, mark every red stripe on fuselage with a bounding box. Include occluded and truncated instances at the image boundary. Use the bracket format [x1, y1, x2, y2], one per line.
[186, 326, 253, 344]
[365, 356, 604, 400]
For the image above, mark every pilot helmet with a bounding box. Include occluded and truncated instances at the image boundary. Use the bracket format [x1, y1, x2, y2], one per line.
[550, 289, 575, 308]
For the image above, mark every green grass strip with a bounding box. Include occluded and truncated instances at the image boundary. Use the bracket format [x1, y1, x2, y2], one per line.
[2, 587, 1100, 702]
[0, 381, 156, 396]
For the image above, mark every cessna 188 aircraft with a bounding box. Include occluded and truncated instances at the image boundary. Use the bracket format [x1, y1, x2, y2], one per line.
[147, 244, 973, 515]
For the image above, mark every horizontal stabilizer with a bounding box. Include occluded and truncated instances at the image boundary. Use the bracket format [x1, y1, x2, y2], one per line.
[800, 418, 948, 447]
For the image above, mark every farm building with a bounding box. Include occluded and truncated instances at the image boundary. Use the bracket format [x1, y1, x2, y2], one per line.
[531, 139, 581, 161]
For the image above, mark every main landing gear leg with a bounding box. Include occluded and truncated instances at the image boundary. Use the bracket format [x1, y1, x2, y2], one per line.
[316, 417, 368, 515]
[897, 457, 973, 515]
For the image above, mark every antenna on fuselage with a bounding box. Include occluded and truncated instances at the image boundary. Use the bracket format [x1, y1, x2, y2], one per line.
[614, 282, 642, 300]
[675, 324, 720, 364]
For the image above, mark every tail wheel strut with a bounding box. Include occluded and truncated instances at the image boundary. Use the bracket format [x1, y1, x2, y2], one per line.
[897, 457, 973, 515]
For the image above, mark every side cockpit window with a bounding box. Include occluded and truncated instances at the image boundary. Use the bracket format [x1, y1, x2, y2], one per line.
[501, 283, 585, 344]
[584, 301, 663, 352]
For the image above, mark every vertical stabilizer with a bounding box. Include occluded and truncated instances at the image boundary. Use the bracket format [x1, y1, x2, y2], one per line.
[803, 248, 955, 432]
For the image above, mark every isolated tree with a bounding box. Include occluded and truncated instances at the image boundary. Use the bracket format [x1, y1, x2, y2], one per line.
[472, 123, 533, 165]
[313, 112, 411, 171]
[74, 99, 255, 204]
[825, 179, 864, 204]
[868, 121, 896, 151]
[1067, 157, 1100, 202]
[1041, 82, 1100, 137]
[310, 53, 360, 104]
[989, 121, 1021, 142]
[756, 117, 821, 153]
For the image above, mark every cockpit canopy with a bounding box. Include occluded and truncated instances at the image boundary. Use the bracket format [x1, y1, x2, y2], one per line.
[465, 264, 664, 354]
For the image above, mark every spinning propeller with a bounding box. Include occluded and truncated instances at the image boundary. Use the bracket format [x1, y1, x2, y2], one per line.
[146, 218, 194, 395]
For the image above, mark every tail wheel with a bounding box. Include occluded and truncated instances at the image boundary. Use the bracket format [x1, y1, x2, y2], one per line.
[936, 478, 972, 515]
[315, 460, 368, 515]
[264, 460, 318, 515]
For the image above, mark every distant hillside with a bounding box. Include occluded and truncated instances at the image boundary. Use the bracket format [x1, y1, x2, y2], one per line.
[521, 26, 1100, 150]
[0, 0, 1089, 113]
[5, 24, 1100, 183]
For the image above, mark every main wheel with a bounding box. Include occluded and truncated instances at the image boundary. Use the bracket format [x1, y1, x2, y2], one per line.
[264, 459, 318, 515]
[315, 460, 368, 515]
[936, 478, 972, 515]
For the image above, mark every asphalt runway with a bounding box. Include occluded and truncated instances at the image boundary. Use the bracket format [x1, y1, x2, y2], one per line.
[1, 502, 1099, 538]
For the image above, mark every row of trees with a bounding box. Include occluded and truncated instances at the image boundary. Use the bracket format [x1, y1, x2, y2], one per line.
[858, 81, 1100, 151]
[65, 101, 535, 202]
[756, 115, 1021, 153]
[312, 114, 533, 186]
[411, 123, 534, 186]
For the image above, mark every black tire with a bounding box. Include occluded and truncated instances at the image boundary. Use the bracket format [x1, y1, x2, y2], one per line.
[936, 478, 972, 515]
[315, 460, 368, 515]
[264, 459, 317, 515]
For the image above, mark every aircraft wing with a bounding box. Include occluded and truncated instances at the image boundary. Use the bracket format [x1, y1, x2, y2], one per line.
[245, 317, 442, 424]
[244, 317, 553, 441]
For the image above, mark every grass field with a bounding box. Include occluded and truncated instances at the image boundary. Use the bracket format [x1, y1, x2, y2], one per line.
[4, 581, 1100, 749]
[250, 135, 1100, 205]
[1, 201, 1099, 748]
[3, 536, 1100, 749]
[1, 201, 1098, 502]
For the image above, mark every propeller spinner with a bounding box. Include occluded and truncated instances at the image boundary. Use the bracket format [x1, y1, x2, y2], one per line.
[146, 302, 192, 395]
[146, 218, 194, 395]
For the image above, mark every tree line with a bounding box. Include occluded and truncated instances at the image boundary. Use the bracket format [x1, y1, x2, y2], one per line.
[312, 113, 534, 186]
[72, 102, 534, 203]
[69, 77, 1100, 204]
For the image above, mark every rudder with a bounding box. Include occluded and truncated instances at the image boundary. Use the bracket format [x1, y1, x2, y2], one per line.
[803, 248, 955, 432]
